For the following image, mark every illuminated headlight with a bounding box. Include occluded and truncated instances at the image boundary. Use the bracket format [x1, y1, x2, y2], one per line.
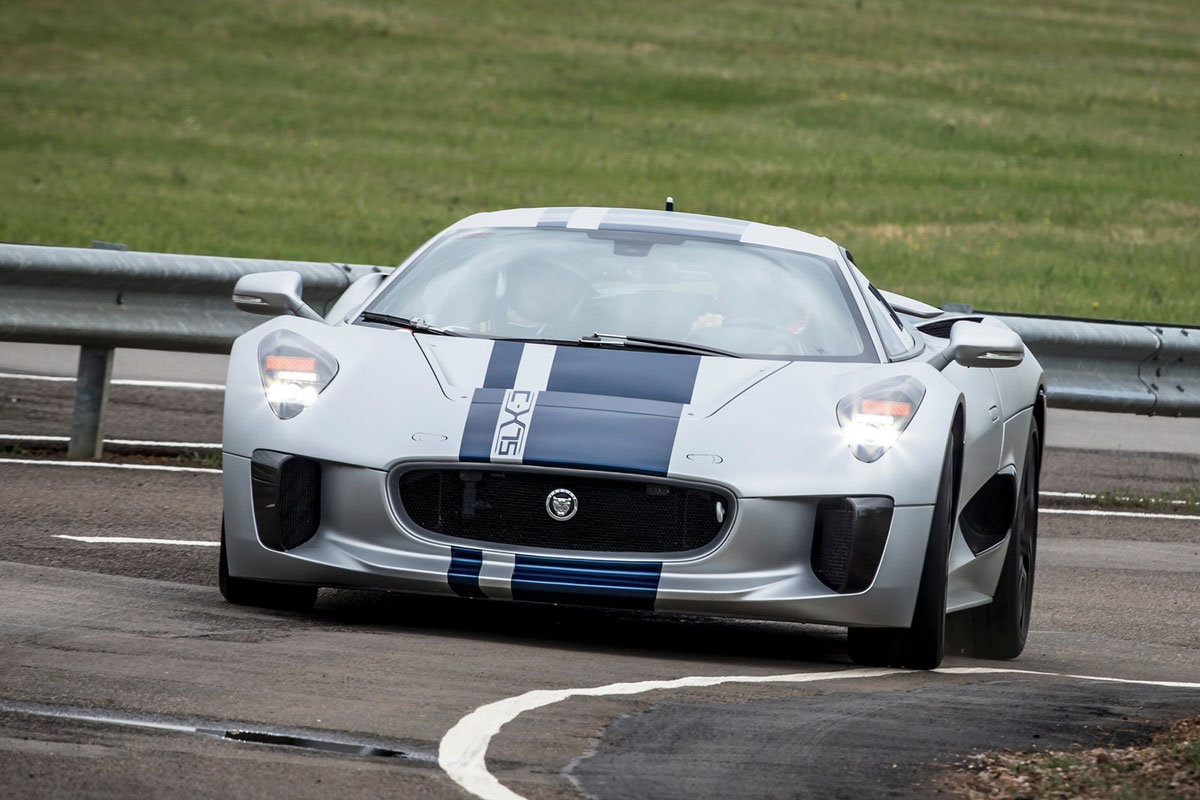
[258, 330, 338, 419]
[837, 376, 925, 463]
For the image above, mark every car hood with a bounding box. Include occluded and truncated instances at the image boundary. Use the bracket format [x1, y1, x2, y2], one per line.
[411, 335, 791, 475]
[414, 335, 788, 417]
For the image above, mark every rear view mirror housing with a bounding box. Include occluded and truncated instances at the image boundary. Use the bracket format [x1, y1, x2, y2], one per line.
[935, 321, 1025, 370]
[233, 271, 324, 323]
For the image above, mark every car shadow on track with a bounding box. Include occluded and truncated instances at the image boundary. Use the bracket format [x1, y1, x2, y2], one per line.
[294, 588, 851, 668]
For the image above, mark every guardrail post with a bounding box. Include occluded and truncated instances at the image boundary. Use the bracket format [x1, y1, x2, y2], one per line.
[67, 345, 115, 459]
[64, 240, 127, 459]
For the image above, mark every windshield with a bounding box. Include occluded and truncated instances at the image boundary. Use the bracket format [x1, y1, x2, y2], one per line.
[365, 227, 876, 361]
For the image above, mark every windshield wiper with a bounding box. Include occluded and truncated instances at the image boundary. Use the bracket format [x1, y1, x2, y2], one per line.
[358, 311, 461, 336]
[578, 332, 742, 358]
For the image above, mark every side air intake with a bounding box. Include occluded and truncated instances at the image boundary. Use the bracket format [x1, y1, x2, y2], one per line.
[959, 471, 1016, 555]
[811, 497, 894, 594]
[251, 450, 321, 551]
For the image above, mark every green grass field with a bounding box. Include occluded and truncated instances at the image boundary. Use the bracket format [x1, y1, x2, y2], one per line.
[2, 0, 1197, 322]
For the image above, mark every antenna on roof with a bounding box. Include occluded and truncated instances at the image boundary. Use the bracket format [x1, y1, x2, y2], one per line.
[665, 196, 674, 212]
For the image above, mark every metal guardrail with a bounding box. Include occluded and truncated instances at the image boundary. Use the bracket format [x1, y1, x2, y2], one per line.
[0, 243, 387, 353]
[0, 243, 390, 457]
[1, 243, 1197, 458]
[991, 313, 1200, 418]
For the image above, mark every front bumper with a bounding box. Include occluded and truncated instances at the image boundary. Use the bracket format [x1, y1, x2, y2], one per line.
[222, 453, 934, 628]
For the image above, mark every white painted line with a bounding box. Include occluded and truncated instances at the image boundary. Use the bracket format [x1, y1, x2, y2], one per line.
[439, 667, 902, 800]
[113, 377, 225, 391]
[1042, 490, 1098, 500]
[0, 458, 220, 474]
[104, 438, 221, 449]
[937, 666, 1200, 690]
[438, 666, 1200, 800]
[0, 372, 224, 391]
[1041, 490, 1190, 507]
[0, 434, 221, 449]
[1042, 507, 1200, 521]
[0, 372, 74, 383]
[54, 535, 219, 547]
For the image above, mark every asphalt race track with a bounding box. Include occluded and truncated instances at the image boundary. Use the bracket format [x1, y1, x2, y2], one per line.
[1, 344, 1198, 799]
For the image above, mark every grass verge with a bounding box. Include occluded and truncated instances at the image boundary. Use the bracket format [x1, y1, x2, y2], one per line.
[1092, 487, 1200, 512]
[2, 0, 1198, 322]
[944, 717, 1200, 799]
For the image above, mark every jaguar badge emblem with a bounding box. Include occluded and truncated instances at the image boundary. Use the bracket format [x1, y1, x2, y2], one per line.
[545, 488, 578, 521]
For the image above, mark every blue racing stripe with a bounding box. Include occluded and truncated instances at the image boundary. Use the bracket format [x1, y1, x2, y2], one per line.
[459, 387, 505, 462]
[483, 340, 524, 388]
[448, 547, 486, 598]
[511, 555, 661, 610]
[522, 399, 681, 475]
[546, 348, 700, 405]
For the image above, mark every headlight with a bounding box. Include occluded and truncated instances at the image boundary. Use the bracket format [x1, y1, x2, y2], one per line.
[258, 330, 339, 419]
[837, 376, 925, 462]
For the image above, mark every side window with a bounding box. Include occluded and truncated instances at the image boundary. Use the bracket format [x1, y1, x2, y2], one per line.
[863, 283, 915, 358]
[845, 253, 915, 358]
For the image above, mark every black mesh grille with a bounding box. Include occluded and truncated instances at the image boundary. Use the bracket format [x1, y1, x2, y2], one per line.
[395, 468, 729, 554]
[918, 316, 983, 339]
[277, 457, 321, 550]
[812, 499, 855, 591]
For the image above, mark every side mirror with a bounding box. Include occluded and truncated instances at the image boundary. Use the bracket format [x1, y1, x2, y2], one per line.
[938, 321, 1025, 370]
[233, 271, 324, 322]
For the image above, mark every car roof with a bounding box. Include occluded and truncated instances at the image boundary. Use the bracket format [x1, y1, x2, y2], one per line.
[448, 207, 844, 261]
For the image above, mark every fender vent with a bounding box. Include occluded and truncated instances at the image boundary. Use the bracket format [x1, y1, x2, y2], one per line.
[959, 472, 1016, 555]
[918, 316, 983, 339]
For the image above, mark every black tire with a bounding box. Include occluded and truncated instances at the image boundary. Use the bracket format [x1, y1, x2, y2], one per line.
[847, 434, 955, 670]
[219, 521, 317, 611]
[947, 419, 1039, 659]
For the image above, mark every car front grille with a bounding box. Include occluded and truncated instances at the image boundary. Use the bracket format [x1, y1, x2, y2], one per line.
[394, 467, 730, 555]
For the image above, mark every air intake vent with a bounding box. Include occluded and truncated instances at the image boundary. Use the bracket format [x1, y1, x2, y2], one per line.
[960, 472, 1016, 554]
[812, 499, 855, 591]
[251, 451, 321, 551]
[810, 497, 893, 594]
[918, 316, 983, 339]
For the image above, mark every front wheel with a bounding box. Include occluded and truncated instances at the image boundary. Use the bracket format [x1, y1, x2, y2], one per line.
[219, 521, 317, 611]
[947, 419, 1039, 659]
[847, 434, 955, 670]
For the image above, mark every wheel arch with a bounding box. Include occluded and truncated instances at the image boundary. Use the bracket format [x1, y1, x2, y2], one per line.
[950, 401, 966, 514]
[1032, 385, 1046, 474]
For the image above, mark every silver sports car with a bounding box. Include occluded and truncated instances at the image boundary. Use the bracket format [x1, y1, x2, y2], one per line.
[220, 207, 1044, 670]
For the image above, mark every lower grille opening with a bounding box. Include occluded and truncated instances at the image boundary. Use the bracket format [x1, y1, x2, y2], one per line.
[251, 450, 321, 551]
[395, 468, 729, 554]
[811, 496, 893, 594]
[812, 499, 855, 591]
